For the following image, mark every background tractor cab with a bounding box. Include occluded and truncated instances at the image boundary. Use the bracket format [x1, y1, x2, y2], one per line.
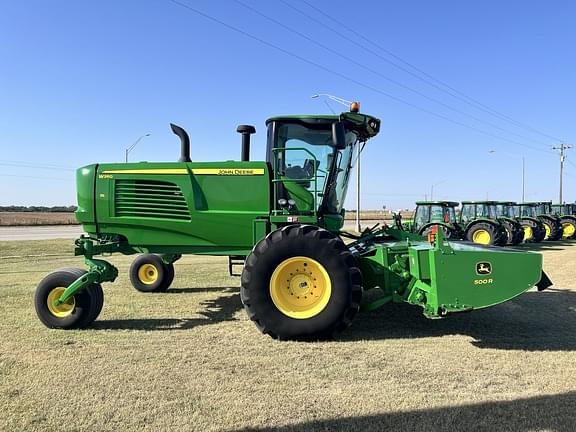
[489, 201, 525, 245]
[410, 201, 463, 239]
[551, 203, 576, 239]
[530, 202, 563, 241]
[459, 201, 507, 246]
[512, 203, 547, 242]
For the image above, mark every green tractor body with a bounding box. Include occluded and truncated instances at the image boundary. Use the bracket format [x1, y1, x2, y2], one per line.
[395, 201, 464, 240]
[34, 109, 552, 340]
[459, 201, 510, 246]
[551, 204, 576, 239]
[519, 202, 563, 241]
[510, 203, 546, 243]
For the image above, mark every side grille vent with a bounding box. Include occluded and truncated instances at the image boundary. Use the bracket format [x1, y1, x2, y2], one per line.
[114, 179, 190, 220]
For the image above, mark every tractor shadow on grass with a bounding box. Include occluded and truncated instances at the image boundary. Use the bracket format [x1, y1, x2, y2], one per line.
[91, 290, 242, 331]
[166, 286, 239, 294]
[344, 288, 576, 351]
[236, 391, 576, 432]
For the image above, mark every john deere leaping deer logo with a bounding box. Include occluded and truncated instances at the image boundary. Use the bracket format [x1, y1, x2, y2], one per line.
[476, 262, 492, 275]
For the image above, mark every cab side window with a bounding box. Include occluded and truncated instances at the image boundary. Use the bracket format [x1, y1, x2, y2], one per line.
[414, 206, 430, 231]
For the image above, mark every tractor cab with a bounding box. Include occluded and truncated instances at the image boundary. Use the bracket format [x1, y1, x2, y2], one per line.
[517, 202, 561, 241]
[551, 203, 575, 216]
[266, 110, 380, 231]
[534, 201, 554, 216]
[459, 201, 508, 246]
[495, 202, 517, 219]
[411, 201, 462, 238]
[533, 202, 562, 240]
[551, 203, 576, 239]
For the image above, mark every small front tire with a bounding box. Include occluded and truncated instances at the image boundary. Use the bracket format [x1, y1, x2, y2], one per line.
[35, 268, 104, 329]
[129, 254, 175, 293]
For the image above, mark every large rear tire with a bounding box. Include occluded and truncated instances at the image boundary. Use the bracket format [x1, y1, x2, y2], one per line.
[240, 225, 362, 340]
[35, 268, 104, 329]
[466, 222, 498, 246]
[500, 220, 516, 245]
[540, 218, 561, 241]
[533, 222, 546, 242]
[560, 217, 576, 239]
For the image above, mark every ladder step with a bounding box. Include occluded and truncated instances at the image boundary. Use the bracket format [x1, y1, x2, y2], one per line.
[228, 256, 245, 277]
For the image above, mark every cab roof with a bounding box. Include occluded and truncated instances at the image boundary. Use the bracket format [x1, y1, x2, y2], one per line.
[461, 200, 500, 205]
[415, 201, 459, 207]
[266, 112, 381, 140]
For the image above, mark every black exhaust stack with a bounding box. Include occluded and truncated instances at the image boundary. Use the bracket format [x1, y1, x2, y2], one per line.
[170, 123, 191, 162]
[236, 125, 256, 161]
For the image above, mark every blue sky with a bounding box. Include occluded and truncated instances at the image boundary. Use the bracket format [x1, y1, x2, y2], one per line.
[1, 0, 574, 209]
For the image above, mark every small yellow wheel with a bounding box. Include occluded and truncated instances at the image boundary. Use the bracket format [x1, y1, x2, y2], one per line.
[46, 287, 75, 318]
[35, 268, 104, 329]
[138, 264, 159, 285]
[269, 256, 331, 319]
[129, 254, 175, 293]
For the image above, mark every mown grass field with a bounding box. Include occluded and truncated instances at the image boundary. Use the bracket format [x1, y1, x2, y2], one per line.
[1, 239, 575, 431]
[0, 212, 77, 226]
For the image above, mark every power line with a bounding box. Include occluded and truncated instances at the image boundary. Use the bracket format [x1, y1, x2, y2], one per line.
[166, 0, 555, 155]
[295, 0, 565, 144]
[235, 0, 554, 149]
[0, 174, 70, 181]
[0, 161, 75, 171]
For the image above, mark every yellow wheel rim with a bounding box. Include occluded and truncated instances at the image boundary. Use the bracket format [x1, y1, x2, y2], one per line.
[562, 222, 575, 238]
[138, 263, 159, 285]
[472, 229, 492, 245]
[523, 225, 533, 241]
[46, 287, 75, 318]
[269, 256, 331, 319]
[543, 223, 551, 240]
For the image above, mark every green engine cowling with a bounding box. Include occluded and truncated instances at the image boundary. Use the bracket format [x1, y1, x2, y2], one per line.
[75, 161, 272, 256]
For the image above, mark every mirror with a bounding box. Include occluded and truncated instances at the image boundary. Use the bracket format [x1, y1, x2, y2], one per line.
[331, 122, 346, 149]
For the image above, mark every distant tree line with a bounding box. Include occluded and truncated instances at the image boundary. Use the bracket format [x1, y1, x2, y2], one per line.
[0, 205, 77, 212]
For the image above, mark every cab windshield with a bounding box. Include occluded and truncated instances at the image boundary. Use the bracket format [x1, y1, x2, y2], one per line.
[485, 204, 498, 219]
[496, 204, 512, 218]
[270, 122, 359, 214]
[414, 204, 454, 231]
[521, 206, 536, 217]
[446, 206, 457, 223]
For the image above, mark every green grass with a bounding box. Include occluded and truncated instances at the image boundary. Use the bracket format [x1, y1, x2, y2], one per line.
[1, 239, 576, 431]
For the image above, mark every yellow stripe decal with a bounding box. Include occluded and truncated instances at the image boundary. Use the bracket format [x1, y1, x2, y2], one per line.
[191, 168, 265, 175]
[102, 169, 188, 175]
[101, 168, 265, 176]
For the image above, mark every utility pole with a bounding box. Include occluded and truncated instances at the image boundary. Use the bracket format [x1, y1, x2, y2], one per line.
[552, 143, 572, 204]
[355, 143, 361, 233]
[521, 156, 525, 203]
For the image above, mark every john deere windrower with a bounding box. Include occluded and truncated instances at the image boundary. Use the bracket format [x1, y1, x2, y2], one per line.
[34, 105, 552, 340]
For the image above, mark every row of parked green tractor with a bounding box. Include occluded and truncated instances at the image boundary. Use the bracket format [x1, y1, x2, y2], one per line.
[394, 201, 576, 246]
